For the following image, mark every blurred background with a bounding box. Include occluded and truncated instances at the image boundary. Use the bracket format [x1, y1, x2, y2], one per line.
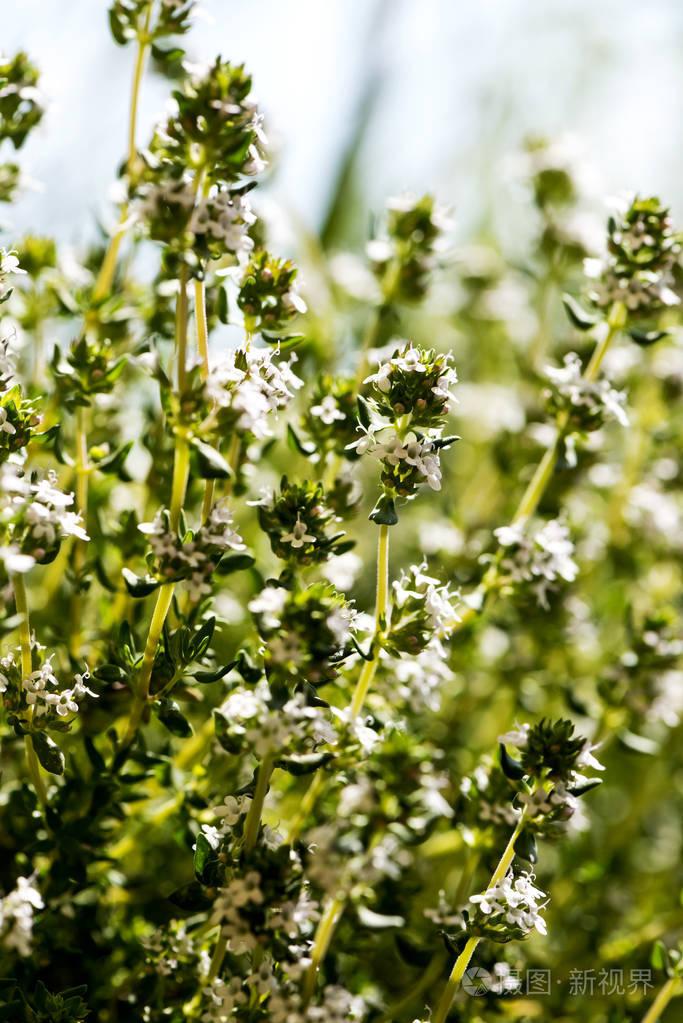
[6, 0, 683, 248]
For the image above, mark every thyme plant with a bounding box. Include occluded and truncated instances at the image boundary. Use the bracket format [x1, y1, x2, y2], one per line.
[1, 8, 683, 1023]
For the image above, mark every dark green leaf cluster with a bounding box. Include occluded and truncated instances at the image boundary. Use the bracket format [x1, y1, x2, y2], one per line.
[256, 478, 352, 565]
[368, 193, 450, 302]
[0, 52, 43, 150]
[237, 250, 305, 335]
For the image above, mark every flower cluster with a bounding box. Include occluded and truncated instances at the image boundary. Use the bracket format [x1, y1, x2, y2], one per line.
[363, 343, 458, 428]
[545, 352, 628, 433]
[301, 376, 359, 458]
[206, 344, 303, 439]
[498, 719, 604, 835]
[466, 871, 548, 942]
[109, 0, 196, 50]
[250, 581, 357, 690]
[0, 51, 43, 150]
[492, 518, 578, 608]
[587, 196, 680, 317]
[134, 501, 244, 600]
[367, 193, 451, 302]
[255, 479, 352, 565]
[238, 251, 307, 335]
[351, 343, 458, 523]
[0, 386, 41, 461]
[1, 650, 96, 724]
[383, 562, 459, 657]
[0, 465, 88, 576]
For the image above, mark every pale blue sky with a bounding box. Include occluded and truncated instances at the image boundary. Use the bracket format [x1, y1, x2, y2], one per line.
[5, 0, 683, 245]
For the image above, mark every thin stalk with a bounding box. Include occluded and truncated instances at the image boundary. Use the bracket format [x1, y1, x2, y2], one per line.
[206, 933, 228, 984]
[194, 276, 216, 520]
[350, 524, 389, 715]
[120, 272, 190, 747]
[290, 525, 390, 842]
[70, 404, 89, 655]
[92, 11, 153, 303]
[126, 9, 152, 172]
[640, 977, 681, 1023]
[511, 303, 624, 526]
[431, 809, 529, 1023]
[302, 897, 345, 1004]
[243, 756, 275, 853]
[13, 574, 47, 805]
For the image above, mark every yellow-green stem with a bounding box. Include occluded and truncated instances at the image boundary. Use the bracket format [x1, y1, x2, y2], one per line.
[13, 574, 47, 805]
[640, 977, 682, 1023]
[206, 933, 227, 984]
[194, 278, 210, 380]
[126, 15, 152, 172]
[302, 896, 345, 1004]
[70, 404, 89, 655]
[431, 809, 529, 1023]
[350, 524, 389, 716]
[122, 582, 175, 746]
[512, 305, 624, 524]
[92, 18, 152, 304]
[243, 756, 275, 854]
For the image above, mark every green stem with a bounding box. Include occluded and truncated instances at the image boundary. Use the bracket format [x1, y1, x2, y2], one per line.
[350, 524, 389, 716]
[243, 756, 275, 853]
[431, 808, 529, 1023]
[92, 17, 152, 304]
[511, 303, 624, 524]
[13, 574, 48, 805]
[121, 269, 190, 747]
[206, 933, 227, 984]
[126, 14, 152, 172]
[302, 896, 345, 1004]
[640, 978, 682, 1023]
[70, 404, 89, 655]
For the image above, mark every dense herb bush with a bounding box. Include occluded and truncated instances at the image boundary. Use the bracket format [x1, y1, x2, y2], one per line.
[1, 7, 682, 1023]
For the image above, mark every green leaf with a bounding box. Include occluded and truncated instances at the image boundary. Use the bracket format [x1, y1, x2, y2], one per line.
[514, 828, 538, 864]
[499, 742, 526, 780]
[562, 293, 598, 331]
[192, 439, 232, 479]
[92, 440, 133, 476]
[190, 617, 216, 660]
[216, 284, 229, 324]
[31, 731, 65, 775]
[369, 493, 398, 526]
[192, 660, 237, 684]
[628, 328, 669, 347]
[287, 424, 316, 457]
[216, 552, 255, 576]
[193, 832, 215, 883]
[122, 568, 160, 598]
[275, 751, 334, 776]
[651, 940, 668, 971]
[156, 698, 193, 738]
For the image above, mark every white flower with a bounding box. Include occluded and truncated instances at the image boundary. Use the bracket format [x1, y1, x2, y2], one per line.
[248, 585, 287, 627]
[211, 794, 252, 828]
[1, 546, 35, 574]
[282, 516, 316, 549]
[311, 395, 345, 425]
[322, 551, 362, 592]
[0, 876, 43, 957]
[470, 871, 548, 937]
[0, 407, 15, 435]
